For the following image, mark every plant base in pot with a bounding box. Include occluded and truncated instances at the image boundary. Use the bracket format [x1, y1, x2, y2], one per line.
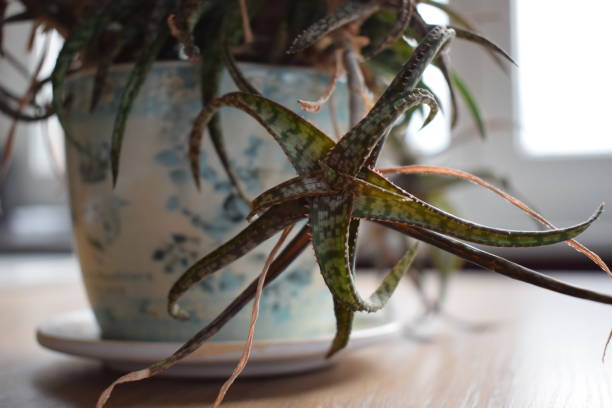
[65, 61, 350, 342]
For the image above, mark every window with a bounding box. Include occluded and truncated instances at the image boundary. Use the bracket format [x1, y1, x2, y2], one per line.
[434, 0, 612, 265]
[515, 0, 612, 156]
[0, 18, 71, 252]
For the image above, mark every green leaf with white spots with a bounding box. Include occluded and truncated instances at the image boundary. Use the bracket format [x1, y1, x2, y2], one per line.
[309, 193, 420, 312]
[287, 0, 380, 54]
[326, 298, 354, 358]
[451, 26, 516, 68]
[365, 0, 413, 59]
[188, 92, 336, 185]
[379, 221, 612, 306]
[167, 200, 307, 320]
[326, 25, 453, 176]
[327, 88, 438, 176]
[223, 42, 260, 95]
[351, 177, 604, 248]
[249, 172, 333, 219]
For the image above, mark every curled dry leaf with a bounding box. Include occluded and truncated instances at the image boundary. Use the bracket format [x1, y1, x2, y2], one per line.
[211, 225, 294, 408]
[297, 50, 342, 113]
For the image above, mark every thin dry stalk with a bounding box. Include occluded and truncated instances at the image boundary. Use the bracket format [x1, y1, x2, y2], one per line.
[379, 165, 612, 277]
[97, 368, 152, 407]
[328, 92, 341, 140]
[41, 116, 65, 184]
[602, 329, 612, 363]
[3, 49, 31, 79]
[166, 14, 181, 41]
[211, 224, 294, 408]
[297, 50, 342, 113]
[239, 0, 254, 45]
[339, 30, 367, 125]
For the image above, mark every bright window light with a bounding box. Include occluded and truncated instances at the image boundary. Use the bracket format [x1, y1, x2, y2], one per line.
[29, 30, 65, 178]
[515, 0, 612, 156]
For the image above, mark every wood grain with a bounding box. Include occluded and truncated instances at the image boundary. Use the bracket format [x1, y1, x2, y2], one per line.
[1, 255, 612, 407]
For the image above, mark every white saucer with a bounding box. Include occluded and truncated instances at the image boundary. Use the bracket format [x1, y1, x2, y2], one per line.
[37, 309, 400, 378]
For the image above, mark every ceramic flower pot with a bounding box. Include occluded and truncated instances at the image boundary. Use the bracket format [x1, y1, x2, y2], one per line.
[64, 62, 349, 342]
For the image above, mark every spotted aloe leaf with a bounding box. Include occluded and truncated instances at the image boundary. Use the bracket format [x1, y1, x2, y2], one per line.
[351, 177, 603, 247]
[197, 4, 257, 204]
[406, 11, 508, 131]
[327, 25, 453, 175]
[326, 298, 354, 358]
[175, 24, 609, 333]
[249, 172, 333, 219]
[365, 0, 414, 59]
[310, 191, 420, 312]
[167, 199, 306, 319]
[452, 26, 516, 68]
[379, 164, 611, 276]
[207, 43, 262, 202]
[286, 0, 381, 54]
[222, 41, 260, 95]
[403, 13, 458, 129]
[327, 87, 438, 175]
[311, 27, 447, 331]
[380, 221, 612, 306]
[188, 92, 336, 184]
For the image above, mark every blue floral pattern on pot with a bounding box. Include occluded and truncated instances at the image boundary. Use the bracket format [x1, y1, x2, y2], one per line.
[65, 62, 349, 341]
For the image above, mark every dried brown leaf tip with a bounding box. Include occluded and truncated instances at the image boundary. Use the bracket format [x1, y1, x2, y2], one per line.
[297, 50, 342, 113]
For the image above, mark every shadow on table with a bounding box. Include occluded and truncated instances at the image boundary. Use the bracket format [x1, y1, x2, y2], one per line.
[32, 353, 375, 407]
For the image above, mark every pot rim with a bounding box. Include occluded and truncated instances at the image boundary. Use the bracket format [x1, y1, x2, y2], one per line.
[66, 59, 334, 83]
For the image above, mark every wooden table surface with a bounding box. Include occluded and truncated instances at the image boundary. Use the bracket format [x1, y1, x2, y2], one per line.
[2, 254, 612, 407]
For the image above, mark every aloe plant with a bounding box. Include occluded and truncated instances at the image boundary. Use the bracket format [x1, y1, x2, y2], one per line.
[174, 24, 611, 354]
[2, 0, 509, 182]
[1, 0, 522, 311]
[96, 25, 612, 408]
[3, 2, 611, 406]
